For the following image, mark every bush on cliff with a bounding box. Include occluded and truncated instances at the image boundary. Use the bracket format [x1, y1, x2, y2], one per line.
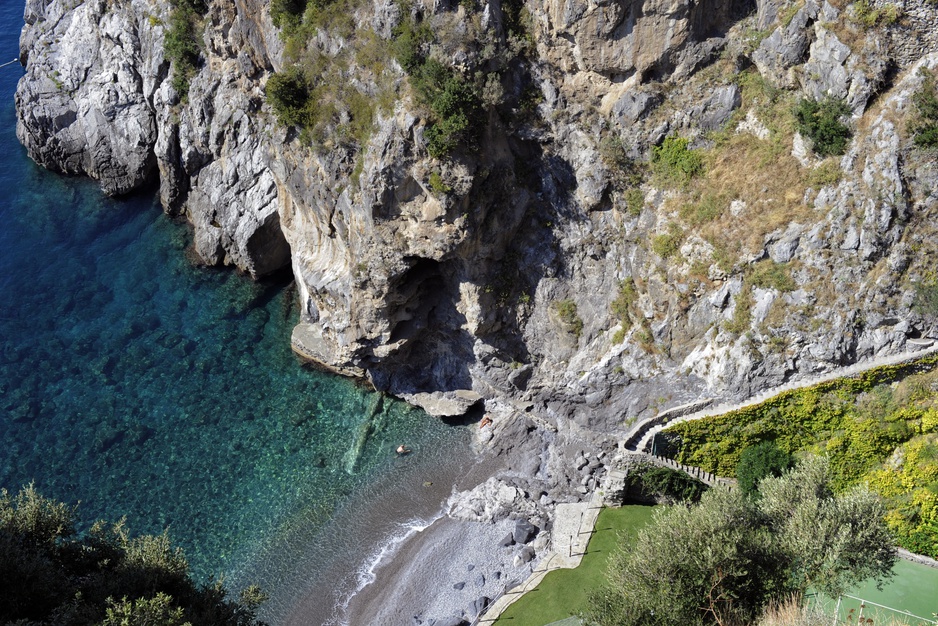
[271, 0, 308, 28]
[584, 458, 895, 626]
[393, 25, 481, 159]
[651, 136, 704, 186]
[912, 68, 938, 149]
[164, 0, 208, 98]
[265, 67, 315, 129]
[794, 97, 852, 156]
[0, 484, 267, 626]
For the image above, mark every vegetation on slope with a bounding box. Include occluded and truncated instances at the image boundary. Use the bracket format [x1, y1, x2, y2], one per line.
[911, 67, 938, 149]
[660, 355, 938, 557]
[0, 485, 266, 626]
[164, 0, 208, 98]
[793, 97, 852, 157]
[264, 0, 536, 164]
[584, 458, 895, 626]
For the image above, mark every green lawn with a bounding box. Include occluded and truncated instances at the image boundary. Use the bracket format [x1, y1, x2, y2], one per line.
[493, 505, 656, 626]
[814, 558, 938, 625]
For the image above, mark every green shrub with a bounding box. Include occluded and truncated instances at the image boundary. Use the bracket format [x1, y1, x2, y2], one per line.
[265, 67, 314, 128]
[911, 68, 938, 149]
[651, 136, 704, 185]
[915, 278, 938, 316]
[270, 0, 308, 27]
[391, 17, 433, 73]
[555, 299, 583, 337]
[428, 171, 451, 194]
[850, 0, 900, 27]
[625, 188, 644, 216]
[806, 159, 843, 187]
[400, 50, 480, 159]
[679, 192, 725, 226]
[163, 0, 207, 98]
[610, 280, 637, 344]
[610, 280, 637, 324]
[749, 260, 796, 292]
[723, 284, 753, 335]
[651, 223, 684, 260]
[625, 464, 709, 503]
[794, 97, 852, 156]
[736, 441, 795, 497]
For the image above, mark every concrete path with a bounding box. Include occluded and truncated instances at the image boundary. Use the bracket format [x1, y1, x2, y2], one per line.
[625, 341, 938, 453]
[476, 490, 604, 624]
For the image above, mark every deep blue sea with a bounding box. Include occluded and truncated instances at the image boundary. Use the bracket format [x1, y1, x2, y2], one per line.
[0, 1, 470, 621]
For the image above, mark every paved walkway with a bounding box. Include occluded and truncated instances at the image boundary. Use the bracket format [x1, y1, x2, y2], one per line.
[476, 490, 604, 624]
[625, 341, 938, 453]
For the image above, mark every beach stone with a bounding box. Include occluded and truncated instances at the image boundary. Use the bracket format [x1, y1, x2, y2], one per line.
[518, 546, 535, 563]
[499, 532, 515, 547]
[467, 564, 475, 571]
[452, 581, 466, 590]
[469, 597, 491, 618]
[475, 573, 486, 587]
[513, 519, 538, 544]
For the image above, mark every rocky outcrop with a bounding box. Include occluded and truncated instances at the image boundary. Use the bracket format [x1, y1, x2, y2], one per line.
[14, 0, 938, 434]
[16, 0, 163, 196]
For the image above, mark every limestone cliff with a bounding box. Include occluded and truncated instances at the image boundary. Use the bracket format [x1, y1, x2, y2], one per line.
[15, 0, 938, 442]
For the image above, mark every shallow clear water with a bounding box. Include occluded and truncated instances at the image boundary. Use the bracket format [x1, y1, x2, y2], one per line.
[0, 0, 469, 620]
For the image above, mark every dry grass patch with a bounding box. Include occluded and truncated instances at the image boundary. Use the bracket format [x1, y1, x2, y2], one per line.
[656, 70, 824, 272]
[662, 131, 816, 262]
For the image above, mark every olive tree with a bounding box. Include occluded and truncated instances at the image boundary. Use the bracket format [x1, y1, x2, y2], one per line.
[585, 457, 895, 626]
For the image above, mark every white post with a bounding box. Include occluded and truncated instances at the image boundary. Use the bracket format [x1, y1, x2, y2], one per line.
[832, 595, 842, 626]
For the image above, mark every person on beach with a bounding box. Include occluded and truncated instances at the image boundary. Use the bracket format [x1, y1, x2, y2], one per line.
[396, 444, 411, 455]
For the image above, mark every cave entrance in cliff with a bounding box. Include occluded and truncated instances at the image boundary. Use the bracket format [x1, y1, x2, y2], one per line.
[388, 258, 448, 344]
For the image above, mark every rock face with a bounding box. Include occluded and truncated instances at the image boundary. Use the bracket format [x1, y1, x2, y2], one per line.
[16, 0, 162, 196]
[14, 0, 938, 434]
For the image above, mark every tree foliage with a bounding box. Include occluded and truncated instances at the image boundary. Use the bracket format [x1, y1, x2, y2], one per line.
[664, 356, 938, 557]
[911, 68, 938, 149]
[794, 97, 852, 156]
[265, 67, 315, 128]
[625, 464, 709, 503]
[405, 54, 480, 158]
[737, 441, 795, 497]
[270, 0, 308, 28]
[0, 485, 267, 626]
[585, 458, 895, 626]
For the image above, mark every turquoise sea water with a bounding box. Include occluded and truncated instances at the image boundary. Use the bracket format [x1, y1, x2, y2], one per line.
[0, 1, 470, 621]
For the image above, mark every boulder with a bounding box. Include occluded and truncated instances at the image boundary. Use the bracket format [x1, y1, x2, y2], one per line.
[468, 597, 491, 618]
[512, 519, 539, 544]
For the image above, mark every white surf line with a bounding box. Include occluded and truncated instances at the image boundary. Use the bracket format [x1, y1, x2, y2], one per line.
[331, 511, 445, 626]
[627, 341, 938, 453]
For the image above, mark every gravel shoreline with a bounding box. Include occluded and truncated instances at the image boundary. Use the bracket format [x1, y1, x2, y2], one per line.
[343, 515, 536, 625]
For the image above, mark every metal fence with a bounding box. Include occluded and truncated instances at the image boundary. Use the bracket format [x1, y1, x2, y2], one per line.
[829, 594, 938, 625]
